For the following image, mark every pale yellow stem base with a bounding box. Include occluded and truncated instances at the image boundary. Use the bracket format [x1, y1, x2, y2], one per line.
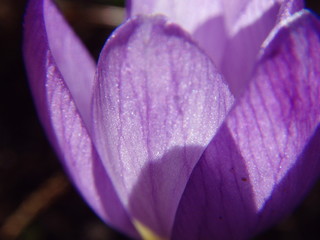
[133, 219, 167, 240]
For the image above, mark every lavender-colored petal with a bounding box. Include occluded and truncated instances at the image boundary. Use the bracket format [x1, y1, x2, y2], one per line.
[172, 11, 320, 240]
[24, 0, 138, 237]
[127, 1, 304, 98]
[43, 0, 95, 126]
[92, 16, 234, 238]
[220, 0, 280, 97]
[221, 0, 303, 34]
[220, 0, 304, 97]
[127, 0, 222, 33]
[278, 0, 304, 20]
[126, 0, 234, 70]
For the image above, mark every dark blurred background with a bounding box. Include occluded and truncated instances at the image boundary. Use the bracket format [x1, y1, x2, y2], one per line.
[0, 0, 319, 239]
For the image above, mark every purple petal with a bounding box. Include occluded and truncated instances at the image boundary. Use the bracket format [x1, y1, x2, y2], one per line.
[278, 0, 304, 20]
[127, 0, 222, 33]
[221, 0, 303, 33]
[127, 1, 304, 98]
[220, 0, 304, 97]
[220, 0, 281, 97]
[92, 16, 234, 238]
[126, 0, 229, 70]
[43, 0, 96, 126]
[172, 10, 320, 240]
[24, 0, 138, 237]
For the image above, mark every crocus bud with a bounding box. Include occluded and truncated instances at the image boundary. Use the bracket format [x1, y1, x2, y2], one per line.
[24, 0, 320, 239]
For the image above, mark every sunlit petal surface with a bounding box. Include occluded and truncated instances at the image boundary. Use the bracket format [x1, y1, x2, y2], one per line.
[24, 0, 138, 237]
[43, 0, 96, 126]
[220, 0, 304, 97]
[128, 1, 304, 98]
[24, 0, 319, 239]
[172, 10, 320, 240]
[92, 15, 233, 238]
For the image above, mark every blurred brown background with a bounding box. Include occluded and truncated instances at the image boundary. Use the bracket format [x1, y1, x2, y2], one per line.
[0, 0, 319, 239]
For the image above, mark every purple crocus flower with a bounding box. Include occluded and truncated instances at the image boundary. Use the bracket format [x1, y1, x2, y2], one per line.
[24, 0, 320, 239]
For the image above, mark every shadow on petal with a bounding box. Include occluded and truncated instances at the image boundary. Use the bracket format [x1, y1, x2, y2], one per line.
[128, 145, 204, 239]
[192, 16, 227, 69]
[256, 125, 320, 235]
[171, 124, 256, 240]
[92, 148, 139, 239]
[220, 3, 280, 98]
[171, 124, 320, 240]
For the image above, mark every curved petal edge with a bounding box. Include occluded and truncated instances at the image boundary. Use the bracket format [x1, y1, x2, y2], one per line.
[23, 0, 138, 237]
[172, 10, 320, 240]
[92, 15, 234, 238]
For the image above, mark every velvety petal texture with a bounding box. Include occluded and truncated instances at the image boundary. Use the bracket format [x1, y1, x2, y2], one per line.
[127, 0, 222, 33]
[220, 0, 304, 97]
[278, 0, 304, 20]
[92, 16, 234, 238]
[127, 0, 227, 70]
[128, 0, 304, 97]
[25, 0, 319, 239]
[172, 10, 320, 240]
[42, 0, 96, 126]
[24, 0, 138, 238]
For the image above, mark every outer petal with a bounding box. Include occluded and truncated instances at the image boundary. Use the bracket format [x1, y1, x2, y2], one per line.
[127, 0, 222, 33]
[220, 0, 304, 97]
[278, 0, 304, 20]
[23, 0, 138, 238]
[127, 0, 228, 71]
[92, 16, 234, 238]
[172, 11, 320, 240]
[43, 0, 96, 126]
[222, 0, 303, 35]
[127, 0, 304, 97]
